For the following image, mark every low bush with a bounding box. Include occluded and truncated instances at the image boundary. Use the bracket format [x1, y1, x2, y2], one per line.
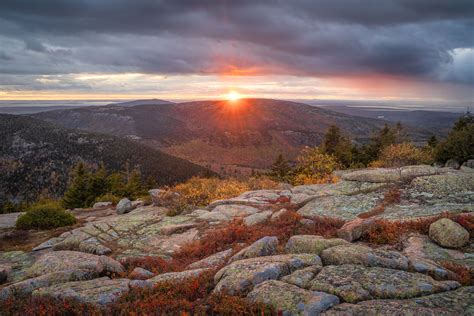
[94, 193, 121, 205]
[111, 270, 272, 315]
[160, 176, 280, 215]
[361, 212, 473, 245]
[370, 143, 434, 168]
[0, 295, 102, 316]
[439, 261, 472, 286]
[292, 147, 340, 185]
[16, 200, 76, 230]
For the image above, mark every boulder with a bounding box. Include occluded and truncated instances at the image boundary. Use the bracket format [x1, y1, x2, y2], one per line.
[212, 204, 260, 218]
[229, 236, 279, 262]
[92, 201, 113, 209]
[280, 265, 322, 288]
[429, 218, 469, 248]
[445, 159, 460, 169]
[463, 159, 474, 168]
[32, 277, 131, 305]
[247, 280, 339, 315]
[270, 208, 291, 222]
[320, 244, 409, 270]
[129, 267, 154, 280]
[285, 235, 348, 255]
[323, 286, 474, 315]
[186, 249, 233, 270]
[27, 251, 124, 277]
[403, 234, 474, 270]
[244, 211, 272, 226]
[197, 210, 230, 222]
[0, 269, 97, 300]
[342, 168, 401, 183]
[310, 264, 459, 303]
[400, 165, 439, 180]
[148, 268, 208, 286]
[297, 192, 381, 220]
[116, 198, 133, 214]
[214, 254, 321, 295]
[337, 217, 376, 242]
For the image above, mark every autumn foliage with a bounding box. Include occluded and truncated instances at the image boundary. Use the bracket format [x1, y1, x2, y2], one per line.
[361, 212, 473, 245]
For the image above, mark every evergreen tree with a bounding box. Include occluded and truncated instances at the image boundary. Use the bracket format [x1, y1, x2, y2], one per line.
[126, 168, 144, 199]
[427, 135, 438, 148]
[270, 154, 292, 182]
[86, 164, 109, 206]
[62, 162, 91, 209]
[322, 125, 342, 155]
[435, 113, 474, 164]
[321, 125, 353, 168]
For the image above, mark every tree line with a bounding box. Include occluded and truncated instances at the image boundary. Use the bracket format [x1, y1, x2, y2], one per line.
[270, 113, 473, 184]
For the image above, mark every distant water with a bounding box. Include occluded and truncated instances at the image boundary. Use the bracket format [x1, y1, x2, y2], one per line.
[0, 99, 129, 108]
[0, 99, 132, 114]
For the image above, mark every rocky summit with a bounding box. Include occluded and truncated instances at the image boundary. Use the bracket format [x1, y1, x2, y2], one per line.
[0, 165, 473, 314]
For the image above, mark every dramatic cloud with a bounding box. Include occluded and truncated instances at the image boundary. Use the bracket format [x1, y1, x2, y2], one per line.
[0, 0, 472, 103]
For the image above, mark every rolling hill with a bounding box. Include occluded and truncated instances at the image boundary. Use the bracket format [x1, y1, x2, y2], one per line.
[321, 105, 461, 133]
[0, 114, 213, 204]
[33, 99, 434, 173]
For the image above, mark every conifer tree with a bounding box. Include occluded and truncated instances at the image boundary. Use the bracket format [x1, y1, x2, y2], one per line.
[270, 154, 292, 182]
[61, 162, 91, 209]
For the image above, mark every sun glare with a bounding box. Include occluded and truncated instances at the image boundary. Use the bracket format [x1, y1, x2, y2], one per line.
[226, 91, 242, 101]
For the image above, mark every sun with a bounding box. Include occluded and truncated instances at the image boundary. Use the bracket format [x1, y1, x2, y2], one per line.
[225, 90, 242, 101]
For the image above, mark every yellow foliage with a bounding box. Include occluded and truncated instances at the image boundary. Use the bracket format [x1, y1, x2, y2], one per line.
[370, 143, 434, 168]
[292, 147, 340, 185]
[163, 176, 280, 215]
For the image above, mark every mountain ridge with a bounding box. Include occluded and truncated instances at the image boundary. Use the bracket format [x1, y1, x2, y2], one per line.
[33, 98, 435, 173]
[0, 114, 213, 204]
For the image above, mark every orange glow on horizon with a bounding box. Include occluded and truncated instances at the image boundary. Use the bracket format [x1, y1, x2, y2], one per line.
[225, 90, 242, 101]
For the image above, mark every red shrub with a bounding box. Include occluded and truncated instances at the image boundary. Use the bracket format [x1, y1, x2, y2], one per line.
[361, 212, 473, 245]
[111, 270, 272, 315]
[439, 261, 472, 286]
[0, 295, 102, 316]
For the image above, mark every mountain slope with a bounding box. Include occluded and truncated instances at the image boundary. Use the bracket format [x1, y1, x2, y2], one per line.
[0, 114, 213, 204]
[34, 99, 432, 173]
[321, 105, 461, 133]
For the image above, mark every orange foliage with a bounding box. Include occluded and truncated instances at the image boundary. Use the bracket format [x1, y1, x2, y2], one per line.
[362, 212, 473, 245]
[439, 261, 472, 286]
[111, 270, 272, 315]
[123, 211, 345, 275]
[0, 295, 102, 316]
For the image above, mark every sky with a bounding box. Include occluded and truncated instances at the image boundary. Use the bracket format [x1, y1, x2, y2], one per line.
[0, 0, 473, 109]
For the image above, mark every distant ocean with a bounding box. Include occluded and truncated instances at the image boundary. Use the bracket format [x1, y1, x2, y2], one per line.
[0, 99, 128, 108]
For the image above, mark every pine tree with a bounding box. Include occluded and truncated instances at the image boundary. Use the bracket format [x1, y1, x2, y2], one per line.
[322, 125, 353, 168]
[126, 168, 144, 199]
[427, 135, 438, 148]
[270, 154, 292, 182]
[87, 164, 109, 206]
[62, 162, 91, 209]
[322, 125, 342, 155]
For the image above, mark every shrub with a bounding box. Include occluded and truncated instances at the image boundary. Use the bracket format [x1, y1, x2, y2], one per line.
[111, 270, 272, 315]
[161, 176, 280, 215]
[292, 147, 339, 185]
[16, 200, 76, 230]
[94, 193, 121, 205]
[361, 212, 472, 245]
[370, 143, 434, 168]
[0, 295, 102, 316]
[435, 114, 474, 164]
[439, 261, 472, 286]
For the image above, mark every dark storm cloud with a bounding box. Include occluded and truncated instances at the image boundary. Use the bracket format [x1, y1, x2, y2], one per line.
[0, 0, 473, 83]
